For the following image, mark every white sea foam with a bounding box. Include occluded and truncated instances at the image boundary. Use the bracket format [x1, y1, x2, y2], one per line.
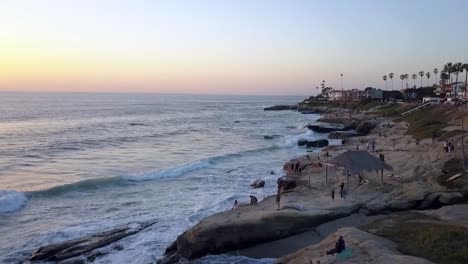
[127, 159, 212, 181]
[0, 190, 27, 213]
[277, 130, 317, 148]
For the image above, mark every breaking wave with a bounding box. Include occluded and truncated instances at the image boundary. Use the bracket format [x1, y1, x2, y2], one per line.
[0, 190, 27, 213]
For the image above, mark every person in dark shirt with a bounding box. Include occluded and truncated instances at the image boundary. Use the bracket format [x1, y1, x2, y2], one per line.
[326, 236, 346, 255]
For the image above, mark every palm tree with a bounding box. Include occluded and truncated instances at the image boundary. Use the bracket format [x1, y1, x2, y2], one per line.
[412, 74, 417, 87]
[440, 70, 449, 85]
[453, 62, 463, 97]
[463, 63, 468, 94]
[389, 73, 394, 90]
[433, 68, 439, 86]
[400, 74, 405, 89]
[453, 62, 463, 83]
[404, 74, 409, 88]
[383, 75, 388, 90]
[444, 62, 453, 83]
[419, 71, 425, 87]
[426, 72, 431, 86]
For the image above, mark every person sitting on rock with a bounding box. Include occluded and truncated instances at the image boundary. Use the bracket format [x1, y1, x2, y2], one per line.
[326, 236, 346, 255]
[232, 200, 239, 210]
[250, 195, 258, 205]
[276, 191, 281, 210]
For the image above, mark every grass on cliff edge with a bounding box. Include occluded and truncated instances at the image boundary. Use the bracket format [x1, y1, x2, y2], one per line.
[398, 105, 459, 140]
[438, 158, 468, 189]
[361, 212, 468, 264]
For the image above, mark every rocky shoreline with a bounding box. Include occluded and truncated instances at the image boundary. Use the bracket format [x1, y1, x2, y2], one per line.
[158, 104, 468, 264]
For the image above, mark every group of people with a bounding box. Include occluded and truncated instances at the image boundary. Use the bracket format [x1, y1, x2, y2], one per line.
[366, 140, 376, 152]
[443, 140, 455, 153]
[330, 181, 347, 200]
[232, 195, 258, 210]
[378, 153, 385, 161]
[290, 161, 302, 175]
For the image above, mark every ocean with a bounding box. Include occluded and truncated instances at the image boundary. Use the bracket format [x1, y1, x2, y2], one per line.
[0, 93, 325, 263]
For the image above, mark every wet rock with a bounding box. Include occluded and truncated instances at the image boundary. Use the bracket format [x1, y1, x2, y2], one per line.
[251, 179, 265, 188]
[328, 131, 363, 139]
[297, 139, 329, 148]
[277, 176, 297, 191]
[264, 134, 281, 140]
[29, 220, 158, 262]
[306, 124, 344, 133]
[264, 105, 298, 111]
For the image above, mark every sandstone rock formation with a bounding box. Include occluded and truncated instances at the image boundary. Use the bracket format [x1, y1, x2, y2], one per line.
[276, 227, 435, 264]
[297, 139, 329, 148]
[251, 179, 265, 188]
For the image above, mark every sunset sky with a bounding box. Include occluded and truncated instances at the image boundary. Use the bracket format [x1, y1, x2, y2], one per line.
[1, 0, 467, 95]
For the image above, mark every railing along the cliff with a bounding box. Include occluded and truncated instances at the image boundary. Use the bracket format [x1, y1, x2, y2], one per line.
[400, 101, 434, 116]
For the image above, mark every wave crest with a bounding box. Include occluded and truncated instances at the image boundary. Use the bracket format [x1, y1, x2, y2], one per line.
[0, 190, 27, 213]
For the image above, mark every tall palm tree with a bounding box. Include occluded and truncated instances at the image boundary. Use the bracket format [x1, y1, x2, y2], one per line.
[433, 68, 439, 86]
[389, 73, 394, 90]
[404, 74, 409, 88]
[453, 62, 463, 97]
[440, 71, 449, 85]
[444, 62, 453, 83]
[463, 63, 468, 94]
[419, 71, 425, 87]
[383, 75, 388, 90]
[426, 72, 431, 86]
[400, 74, 405, 89]
[412, 74, 417, 87]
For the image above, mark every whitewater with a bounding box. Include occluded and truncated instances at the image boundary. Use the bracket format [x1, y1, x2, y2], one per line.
[0, 93, 325, 263]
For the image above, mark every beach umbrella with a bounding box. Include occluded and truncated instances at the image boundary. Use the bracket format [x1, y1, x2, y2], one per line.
[329, 150, 393, 184]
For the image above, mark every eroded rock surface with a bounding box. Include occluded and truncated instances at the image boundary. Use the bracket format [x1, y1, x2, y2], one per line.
[276, 227, 435, 264]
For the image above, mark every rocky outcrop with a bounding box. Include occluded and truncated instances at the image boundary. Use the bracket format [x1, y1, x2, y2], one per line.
[317, 117, 360, 129]
[29, 220, 157, 263]
[297, 105, 321, 114]
[263, 134, 281, 140]
[276, 227, 435, 264]
[251, 179, 265, 188]
[264, 105, 298, 111]
[355, 120, 379, 134]
[297, 139, 329, 148]
[307, 124, 345, 133]
[328, 131, 363, 139]
[163, 204, 360, 260]
[277, 176, 297, 191]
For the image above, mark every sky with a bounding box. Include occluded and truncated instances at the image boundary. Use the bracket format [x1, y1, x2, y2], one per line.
[1, 0, 467, 95]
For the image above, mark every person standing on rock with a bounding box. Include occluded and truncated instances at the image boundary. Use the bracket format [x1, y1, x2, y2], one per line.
[232, 200, 239, 210]
[276, 190, 281, 210]
[331, 188, 335, 200]
[340, 182, 345, 197]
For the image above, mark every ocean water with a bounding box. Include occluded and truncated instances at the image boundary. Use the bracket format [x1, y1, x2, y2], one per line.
[0, 93, 324, 263]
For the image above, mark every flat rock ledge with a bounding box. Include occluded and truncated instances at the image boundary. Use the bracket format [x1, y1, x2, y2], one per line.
[161, 204, 361, 261]
[159, 187, 468, 263]
[276, 227, 435, 264]
[28, 220, 158, 263]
